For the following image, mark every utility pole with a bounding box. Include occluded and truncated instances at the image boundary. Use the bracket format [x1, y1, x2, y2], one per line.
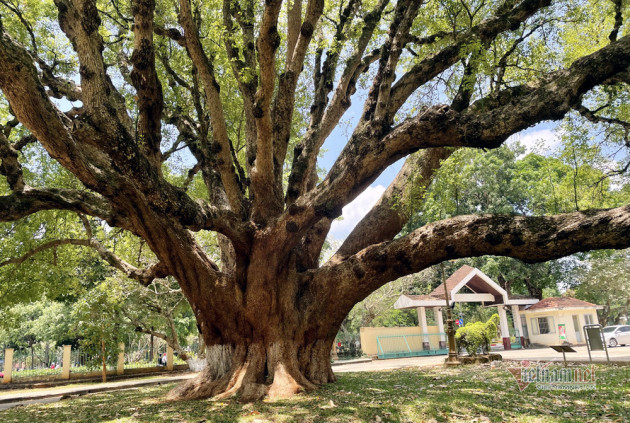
[442, 262, 460, 366]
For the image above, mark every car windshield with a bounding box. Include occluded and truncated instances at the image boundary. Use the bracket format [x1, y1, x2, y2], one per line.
[602, 327, 617, 333]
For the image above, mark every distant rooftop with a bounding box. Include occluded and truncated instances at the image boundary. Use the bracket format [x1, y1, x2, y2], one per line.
[525, 297, 600, 311]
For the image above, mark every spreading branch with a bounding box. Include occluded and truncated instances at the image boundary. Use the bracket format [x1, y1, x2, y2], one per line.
[315, 205, 630, 314]
[0, 188, 113, 224]
[311, 32, 630, 220]
[389, 0, 552, 115]
[0, 224, 170, 287]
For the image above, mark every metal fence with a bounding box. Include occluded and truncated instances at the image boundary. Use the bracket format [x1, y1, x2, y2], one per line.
[125, 341, 168, 369]
[376, 333, 448, 359]
[70, 347, 116, 373]
[11, 345, 64, 380]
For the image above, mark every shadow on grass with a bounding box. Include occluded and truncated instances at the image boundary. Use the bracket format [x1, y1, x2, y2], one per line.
[0, 363, 628, 422]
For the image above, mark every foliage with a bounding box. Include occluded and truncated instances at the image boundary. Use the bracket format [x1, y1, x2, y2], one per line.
[455, 313, 500, 356]
[0, 300, 71, 348]
[568, 249, 630, 325]
[69, 282, 128, 372]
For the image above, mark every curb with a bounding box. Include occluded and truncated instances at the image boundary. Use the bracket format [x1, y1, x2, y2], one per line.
[0, 374, 193, 405]
[331, 358, 373, 367]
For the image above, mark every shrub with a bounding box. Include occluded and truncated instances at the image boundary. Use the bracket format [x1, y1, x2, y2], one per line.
[455, 314, 500, 356]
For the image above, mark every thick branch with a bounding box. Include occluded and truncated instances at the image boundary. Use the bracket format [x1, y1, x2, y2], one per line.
[364, 0, 423, 123]
[178, 0, 245, 216]
[0, 129, 25, 191]
[389, 0, 552, 115]
[331, 148, 453, 263]
[271, 0, 324, 200]
[0, 29, 100, 186]
[130, 0, 164, 169]
[285, 0, 389, 204]
[0, 187, 112, 223]
[54, 0, 132, 130]
[609, 0, 623, 42]
[316, 205, 630, 311]
[249, 0, 283, 222]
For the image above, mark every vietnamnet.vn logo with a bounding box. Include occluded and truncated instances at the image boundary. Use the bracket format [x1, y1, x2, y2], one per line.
[508, 360, 596, 391]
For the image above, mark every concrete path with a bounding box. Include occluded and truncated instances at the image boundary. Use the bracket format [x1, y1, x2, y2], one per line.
[0, 373, 195, 411]
[333, 355, 445, 372]
[333, 345, 630, 372]
[500, 344, 630, 363]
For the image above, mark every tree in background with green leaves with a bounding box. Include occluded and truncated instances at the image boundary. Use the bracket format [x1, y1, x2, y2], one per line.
[568, 250, 630, 325]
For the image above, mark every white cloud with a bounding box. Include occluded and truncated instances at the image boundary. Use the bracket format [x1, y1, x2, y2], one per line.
[509, 128, 562, 155]
[329, 184, 386, 240]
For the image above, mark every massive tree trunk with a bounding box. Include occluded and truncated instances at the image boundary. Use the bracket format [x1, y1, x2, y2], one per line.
[147, 225, 342, 401]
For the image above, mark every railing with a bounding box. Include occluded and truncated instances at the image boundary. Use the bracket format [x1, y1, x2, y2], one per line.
[124, 341, 174, 369]
[1, 343, 187, 385]
[376, 333, 448, 359]
[11, 346, 64, 380]
[70, 347, 116, 373]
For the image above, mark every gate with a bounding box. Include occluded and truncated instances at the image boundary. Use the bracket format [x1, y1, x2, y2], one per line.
[376, 333, 448, 359]
[510, 329, 522, 349]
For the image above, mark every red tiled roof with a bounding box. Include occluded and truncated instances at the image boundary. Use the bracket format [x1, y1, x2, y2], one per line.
[526, 297, 597, 311]
[428, 265, 476, 297]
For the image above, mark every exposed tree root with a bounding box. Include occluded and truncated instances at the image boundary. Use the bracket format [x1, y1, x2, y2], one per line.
[166, 341, 335, 402]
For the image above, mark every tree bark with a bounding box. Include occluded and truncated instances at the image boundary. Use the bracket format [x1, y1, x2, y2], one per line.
[168, 336, 336, 402]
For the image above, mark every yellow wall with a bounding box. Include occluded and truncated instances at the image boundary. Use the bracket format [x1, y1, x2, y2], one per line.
[522, 308, 599, 346]
[360, 326, 441, 356]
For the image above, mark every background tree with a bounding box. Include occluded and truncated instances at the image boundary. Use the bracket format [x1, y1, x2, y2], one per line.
[569, 250, 630, 325]
[0, 0, 630, 402]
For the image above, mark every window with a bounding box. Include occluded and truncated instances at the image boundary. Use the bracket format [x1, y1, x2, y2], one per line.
[584, 314, 594, 325]
[531, 316, 555, 335]
[538, 317, 551, 334]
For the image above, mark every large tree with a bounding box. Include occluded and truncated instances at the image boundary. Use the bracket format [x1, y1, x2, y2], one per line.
[1, 0, 630, 401]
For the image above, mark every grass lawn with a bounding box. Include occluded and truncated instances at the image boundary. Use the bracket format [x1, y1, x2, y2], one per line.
[0, 362, 628, 422]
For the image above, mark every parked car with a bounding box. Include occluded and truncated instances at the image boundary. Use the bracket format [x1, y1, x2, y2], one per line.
[602, 325, 630, 347]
